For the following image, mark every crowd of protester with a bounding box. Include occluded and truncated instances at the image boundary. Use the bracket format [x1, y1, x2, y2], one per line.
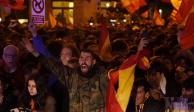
[0, 16, 194, 112]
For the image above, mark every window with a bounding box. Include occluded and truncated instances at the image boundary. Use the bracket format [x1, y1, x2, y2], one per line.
[52, 1, 74, 8]
[52, 0, 74, 24]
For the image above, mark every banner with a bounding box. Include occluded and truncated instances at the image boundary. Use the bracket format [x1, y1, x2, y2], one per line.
[31, 0, 45, 24]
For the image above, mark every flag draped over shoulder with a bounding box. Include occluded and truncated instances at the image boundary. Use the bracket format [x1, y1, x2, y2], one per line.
[99, 17, 112, 62]
[121, 0, 147, 14]
[106, 51, 149, 112]
[48, 10, 57, 28]
[175, 0, 194, 23]
[179, 12, 194, 50]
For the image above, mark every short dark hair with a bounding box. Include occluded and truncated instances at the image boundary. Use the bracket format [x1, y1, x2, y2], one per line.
[147, 61, 166, 76]
[80, 49, 96, 60]
[135, 79, 151, 93]
[47, 40, 79, 59]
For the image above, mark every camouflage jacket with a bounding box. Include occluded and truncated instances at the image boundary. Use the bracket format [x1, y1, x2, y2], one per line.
[40, 57, 108, 112]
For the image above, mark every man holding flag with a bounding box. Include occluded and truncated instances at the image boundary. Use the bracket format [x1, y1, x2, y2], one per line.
[22, 21, 149, 112]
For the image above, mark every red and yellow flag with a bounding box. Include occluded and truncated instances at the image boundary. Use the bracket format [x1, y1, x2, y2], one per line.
[179, 12, 194, 50]
[106, 69, 123, 112]
[153, 9, 165, 26]
[0, 0, 8, 7]
[121, 0, 147, 14]
[106, 54, 137, 112]
[99, 17, 112, 62]
[106, 51, 149, 112]
[140, 8, 165, 26]
[11, 0, 24, 10]
[0, 0, 24, 10]
[171, 0, 182, 10]
[175, 0, 194, 23]
[138, 56, 150, 70]
[48, 10, 57, 28]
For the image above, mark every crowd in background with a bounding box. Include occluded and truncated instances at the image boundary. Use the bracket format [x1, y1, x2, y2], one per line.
[0, 16, 194, 112]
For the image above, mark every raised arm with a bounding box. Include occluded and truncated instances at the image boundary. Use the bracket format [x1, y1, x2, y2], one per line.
[28, 22, 53, 58]
[22, 25, 71, 87]
[106, 38, 148, 112]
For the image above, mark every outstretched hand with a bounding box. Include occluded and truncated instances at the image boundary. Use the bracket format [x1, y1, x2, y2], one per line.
[28, 21, 37, 37]
[137, 38, 149, 52]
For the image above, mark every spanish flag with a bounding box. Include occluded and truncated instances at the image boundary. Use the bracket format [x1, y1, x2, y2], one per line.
[106, 51, 149, 112]
[140, 8, 165, 26]
[121, 0, 147, 14]
[141, 10, 149, 18]
[171, 0, 182, 10]
[99, 17, 112, 62]
[10, 0, 24, 10]
[138, 56, 150, 70]
[48, 10, 57, 28]
[0, 0, 24, 10]
[176, 0, 194, 24]
[179, 12, 194, 50]
[0, 0, 8, 7]
[153, 8, 165, 26]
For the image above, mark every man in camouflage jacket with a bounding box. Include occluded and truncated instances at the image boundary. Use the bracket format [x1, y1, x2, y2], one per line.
[39, 49, 107, 112]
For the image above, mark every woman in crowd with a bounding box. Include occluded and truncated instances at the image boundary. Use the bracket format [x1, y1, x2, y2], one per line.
[11, 74, 55, 112]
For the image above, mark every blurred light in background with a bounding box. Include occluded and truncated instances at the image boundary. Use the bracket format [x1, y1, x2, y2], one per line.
[110, 19, 116, 23]
[18, 19, 28, 24]
[159, 9, 163, 17]
[89, 22, 94, 26]
[106, 3, 110, 8]
[69, 2, 74, 8]
[123, 19, 127, 23]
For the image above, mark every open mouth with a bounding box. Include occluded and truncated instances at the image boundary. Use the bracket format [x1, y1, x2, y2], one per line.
[81, 64, 87, 69]
[81, 65, 89, 73]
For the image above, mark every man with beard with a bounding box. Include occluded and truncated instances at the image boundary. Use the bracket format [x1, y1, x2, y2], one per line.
[24, 22, 147, 112]
[29, 47, 107, 112]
